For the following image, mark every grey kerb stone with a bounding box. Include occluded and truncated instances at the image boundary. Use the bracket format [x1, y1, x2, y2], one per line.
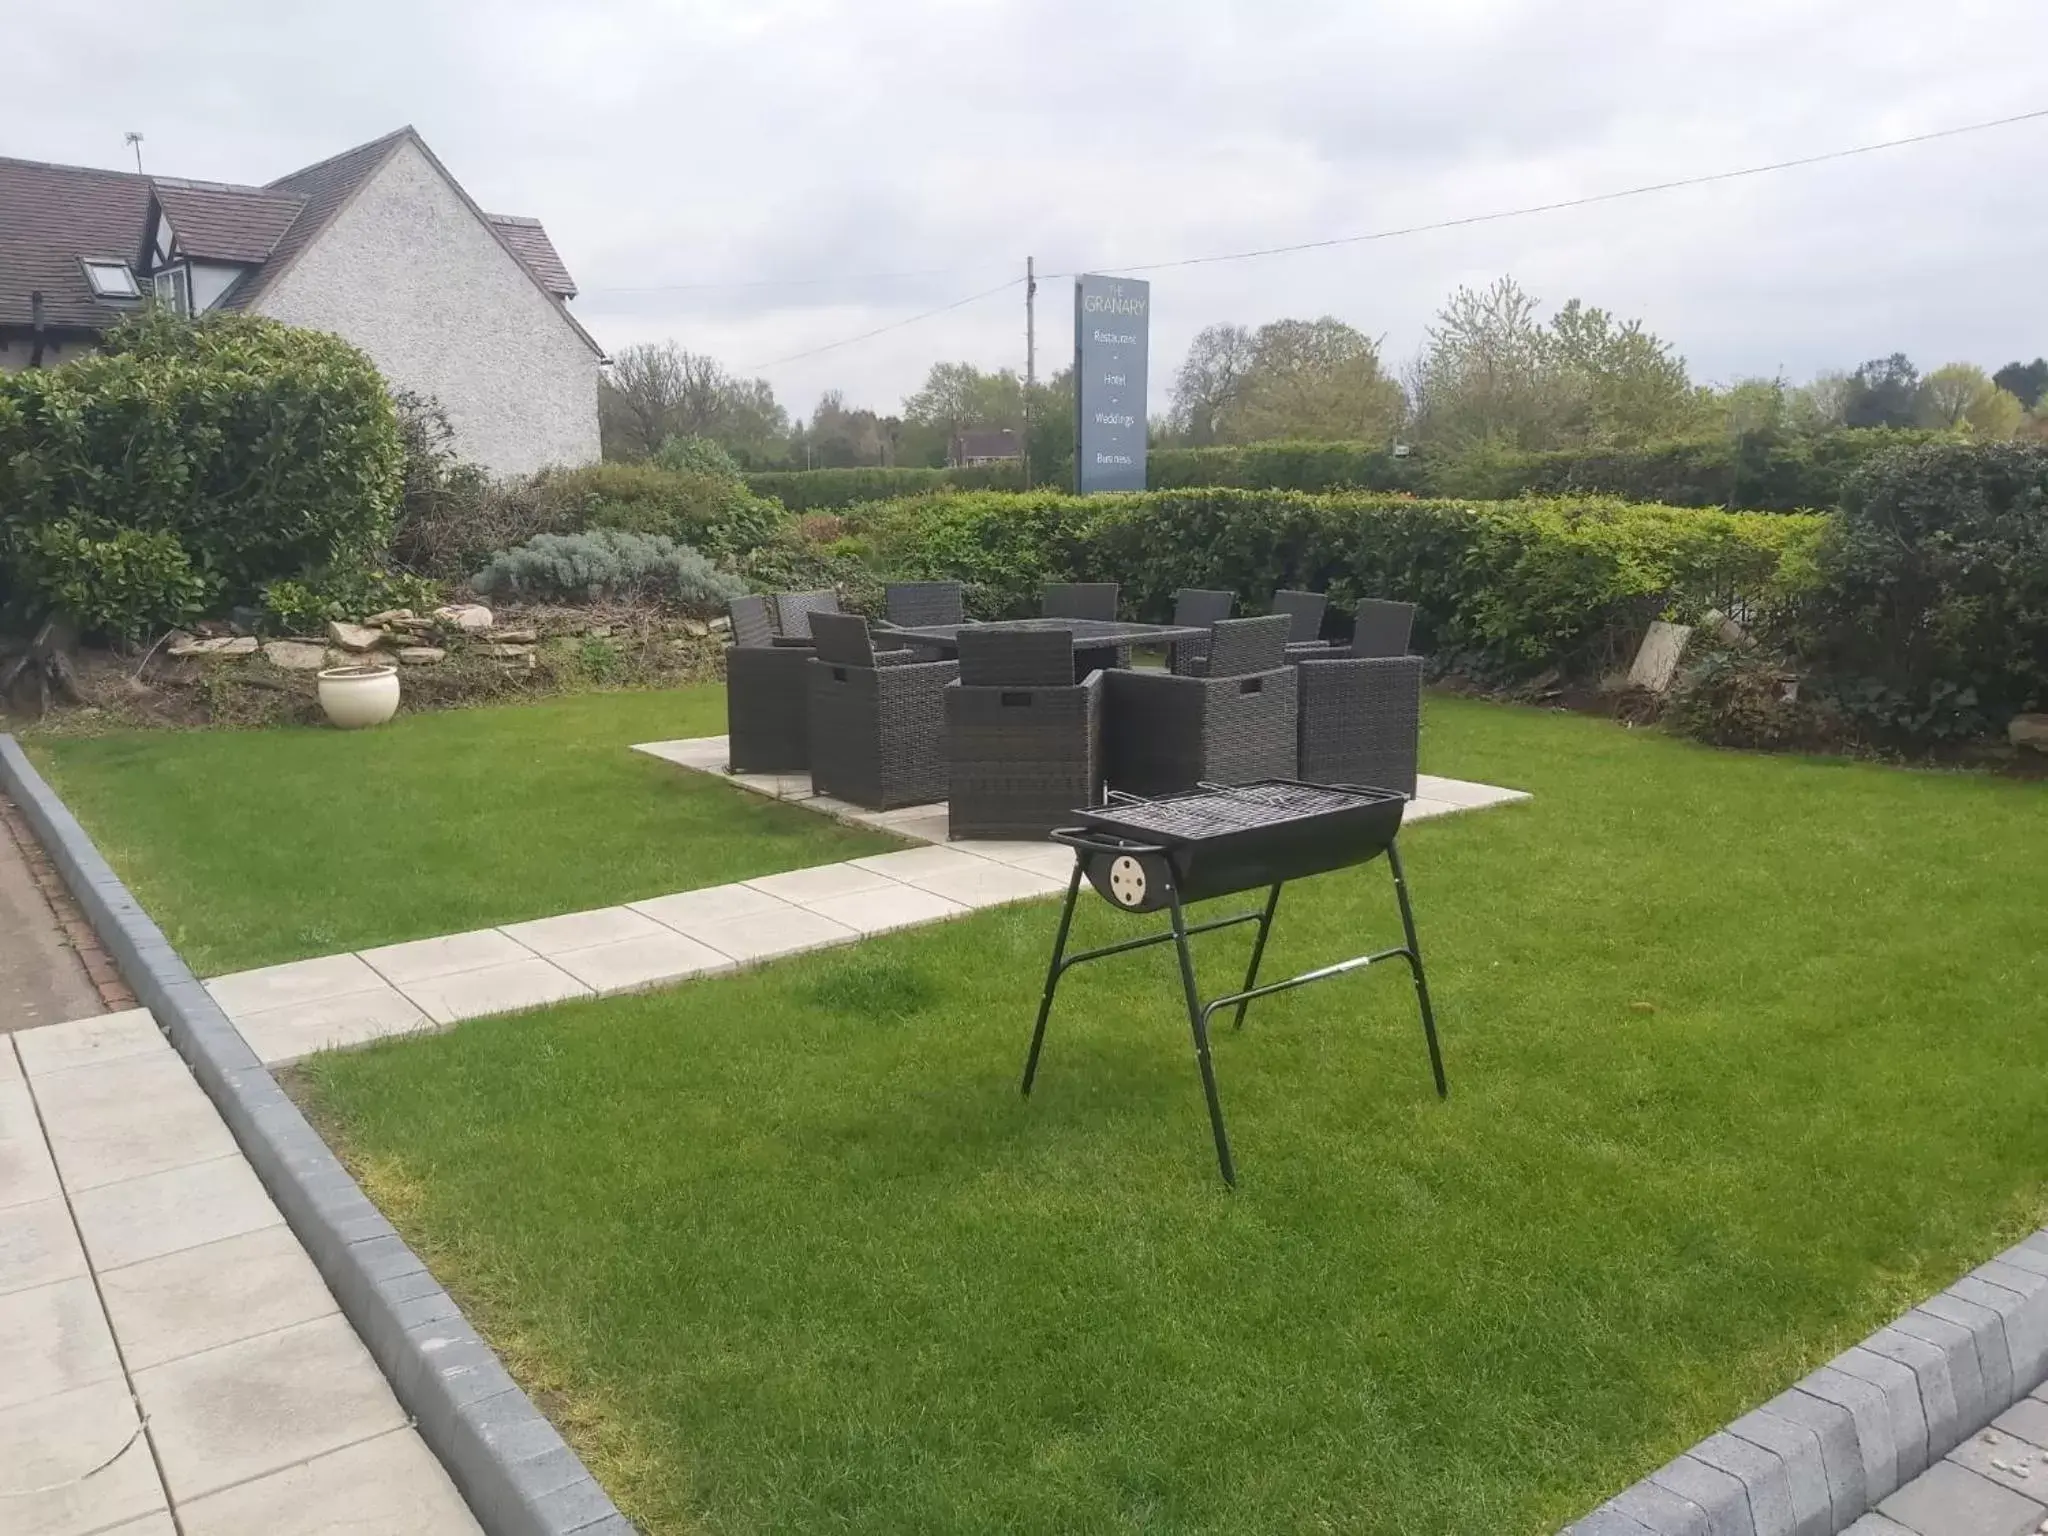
[0, 734, 628, 1536]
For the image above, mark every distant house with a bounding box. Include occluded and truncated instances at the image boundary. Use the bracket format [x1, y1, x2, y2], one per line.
[0, 126, 603, 476]
[949, 428, 1022, 468]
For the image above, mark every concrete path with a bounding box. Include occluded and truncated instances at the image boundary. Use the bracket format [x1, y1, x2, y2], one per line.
[1848, 1393, 2048, 1535]
[194, 736, 1530, 1069]
[2, 1008, 482, 1536]
[0, 791, 111, 1034]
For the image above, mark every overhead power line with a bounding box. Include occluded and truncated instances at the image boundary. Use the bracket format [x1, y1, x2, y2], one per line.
[744, 276, 1024, 370]
[1043, 106, 2048, 281]
[584, 262, 1009, 297]
[737, 105, 2048, 372]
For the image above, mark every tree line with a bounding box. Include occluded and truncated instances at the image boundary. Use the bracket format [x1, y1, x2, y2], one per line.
[599, 275, 2048, 473]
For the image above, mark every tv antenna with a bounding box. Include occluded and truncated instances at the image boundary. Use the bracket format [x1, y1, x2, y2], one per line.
[123, 132, 144, 173]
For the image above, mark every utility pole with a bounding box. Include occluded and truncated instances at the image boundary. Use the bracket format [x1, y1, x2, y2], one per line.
[1022, 256, 1036, 487]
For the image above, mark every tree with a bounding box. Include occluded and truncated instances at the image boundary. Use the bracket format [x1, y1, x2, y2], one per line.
[1787, 370, 1854, 433]
[1167, 324, 1257, 444]
[598, 343, 790, 464]
[1408, 277, 1561, 450]
[1711, 376, 1791, 438]
[1914, 365, 2027, 440]
[1226, 318, 1407, 443]
[1842, 354, 1922, 429]
[1543, 299, 1700, 444]
[1993, 358, 2048, 411]
[899, 362, 1025, 466]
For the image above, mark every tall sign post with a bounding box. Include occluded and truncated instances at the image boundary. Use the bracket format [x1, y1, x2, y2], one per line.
[1073, 274, 1150, 494]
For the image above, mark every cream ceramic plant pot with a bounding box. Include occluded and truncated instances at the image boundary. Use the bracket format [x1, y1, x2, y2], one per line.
[317, 663, 401, 729]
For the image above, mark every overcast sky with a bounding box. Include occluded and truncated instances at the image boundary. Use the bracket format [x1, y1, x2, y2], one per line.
[9, 0, 2046, 419]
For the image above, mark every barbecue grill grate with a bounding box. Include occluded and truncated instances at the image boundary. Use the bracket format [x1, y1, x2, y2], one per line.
[1088, 781, 1383, 842]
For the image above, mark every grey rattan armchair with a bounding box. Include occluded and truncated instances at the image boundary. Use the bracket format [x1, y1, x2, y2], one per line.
[725, 595, 812, 772]
[946, 628, 1104, 840]
[772, 589, 842, 639]
[1349, 598, 1417, 658]
[1275, 589, 1338, 660]
[806, 611, 958, 809]
[1103, 615, 1297, 795]
[885, 581, 965, 627]
[1293, 653, 1422, 796]
[1042, 582, 1126, 677]
[1168, 588, 1236, 675]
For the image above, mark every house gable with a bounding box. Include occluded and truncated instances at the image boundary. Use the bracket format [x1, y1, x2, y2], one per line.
[248, 135, 601, 474]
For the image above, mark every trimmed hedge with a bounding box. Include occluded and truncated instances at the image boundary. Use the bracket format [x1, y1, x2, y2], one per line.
[846, 489, 1822, 679]
[745, 430, 1945, 514]
[744, 462, 1025, 512]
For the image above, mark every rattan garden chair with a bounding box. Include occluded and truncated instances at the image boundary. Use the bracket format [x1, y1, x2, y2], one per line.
[1293, 652, 1423, 796]
[1167, 588, 1236, 675]
[724, 595, 812, 772]
[946, 627, 1105, 840]
[1041, 582, 1119, 621]
[885, 581, 965, 627]
[772, 589, 843, 639]
[1349, 598, 1417, 659]
[1275, 589, 1338, 660]
[1103, 615, 1297, 796]
[806, 611, 957, 809]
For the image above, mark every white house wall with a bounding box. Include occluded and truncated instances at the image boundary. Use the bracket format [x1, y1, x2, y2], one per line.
[250, 139, 601, 476]
[189, 261, 242, 314]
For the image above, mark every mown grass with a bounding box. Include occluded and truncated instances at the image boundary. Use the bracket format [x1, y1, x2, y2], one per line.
[299, 698, 2048, 1534]
[25, 688, 898, 975]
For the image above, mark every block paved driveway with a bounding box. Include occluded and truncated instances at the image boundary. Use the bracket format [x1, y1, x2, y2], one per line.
[1, 1008, 482, 1535]
[0, 790, 111, 1034]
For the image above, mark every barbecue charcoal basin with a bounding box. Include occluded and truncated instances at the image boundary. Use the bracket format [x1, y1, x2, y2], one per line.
[1067, 781, 1406, 912]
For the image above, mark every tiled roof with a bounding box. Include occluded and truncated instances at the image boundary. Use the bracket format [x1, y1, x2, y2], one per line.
[217, 128, 412, 311]
[150, 178, 306, 264]
[488, 214, 577, 298]
[0, 157, 151, 330]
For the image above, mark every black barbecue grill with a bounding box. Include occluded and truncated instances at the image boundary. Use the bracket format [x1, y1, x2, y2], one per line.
[1024, 779, 1445, 1185]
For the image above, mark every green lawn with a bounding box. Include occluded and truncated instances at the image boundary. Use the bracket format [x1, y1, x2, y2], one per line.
[25, 688, 899, 975]
[298, 697, 2048, 1534]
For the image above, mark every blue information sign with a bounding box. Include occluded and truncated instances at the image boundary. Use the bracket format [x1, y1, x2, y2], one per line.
[1073, 274, 1150, 494]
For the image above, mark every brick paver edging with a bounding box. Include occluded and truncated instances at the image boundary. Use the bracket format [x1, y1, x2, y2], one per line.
[1560, 1262, 2048, 1530]
[0, 735, 632, 1536]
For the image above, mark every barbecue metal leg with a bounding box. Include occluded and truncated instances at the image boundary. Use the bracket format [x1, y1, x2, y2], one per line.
[1167, 883, 1236, 1186]
[1021, 858, 1086, 1096]
[1388, 841, 1446, 1098]
[1231, 882, 1282, 1030]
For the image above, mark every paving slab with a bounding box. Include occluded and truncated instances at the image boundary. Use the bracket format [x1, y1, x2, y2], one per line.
[14, 1008, 166, 1078]
[204, 952, 391, 1018]
[497, 905, 668, 956]
[1947, 1420, 2048, 1501]
[549, 930, 734, 995]
[630, 881, 795, 931]
[955, 841, 1079, 879]
[0, 1079, 64, 1211]
[1991, 1397, 2048, 1449]
[902, 858, 1066, 908]
[681, 905, 860, 964]
[804, 884, 971, 936]
[744, 861, 903, 904]
[98, 1224, 340, 1371]
[0, 1193, 90, 1296]
[71, 1155, 283, 1273]
[135, 1313, 410, 1503]
[176, 1426, 482, 1535]
[395, 957, 592, 1025]
[1877, 1459, 2045, 1536]
[361, 928, 537, 987]
[31, 1051, 237, 1191]
[231, 985, 430, 1065]
[0, 1378, 168, 1536]
[849, 844, 1001, 883]
[0, 1274, 124, 1411]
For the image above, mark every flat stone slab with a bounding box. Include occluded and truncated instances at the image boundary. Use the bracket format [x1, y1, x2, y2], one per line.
[0, 1378, 168, 1536]
[1878, 1458, 2046, 1535]
[15, 1007, 165, 1077]
[397, 957, 593, 1026]
[71, 1155, 283, 1273]
[176, 1427, 481, 1535]
[98, 1224, 340, 1372]
[0, 1274, 124, 1411]
[33, 1052, 237, 1191]
[548, 930, 734, 995]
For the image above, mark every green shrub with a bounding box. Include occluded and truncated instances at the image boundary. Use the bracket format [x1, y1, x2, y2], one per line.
[654, 435, 744, 480]
[472, 529, 747, 612]
[0, 310, 403, 602]
[1664, 647, 1849, 753]
[392, 460, 790, 580]
[15, 519, 215, 642]
[1148, 441, 1428, 494]
[259, 568, 443, 634]
[1795, 439, 2048, 741]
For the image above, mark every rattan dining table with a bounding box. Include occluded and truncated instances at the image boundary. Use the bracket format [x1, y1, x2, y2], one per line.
[878, 617, 1211, 675]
